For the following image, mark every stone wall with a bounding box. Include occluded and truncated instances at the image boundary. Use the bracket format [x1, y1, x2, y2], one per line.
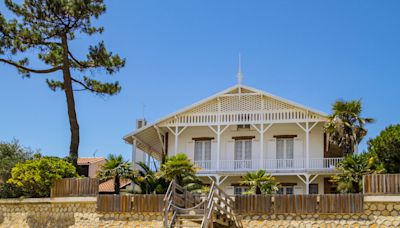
[241, 200, 400, 228]
[0, 196, 399, 227]
[0, 197, 163, 228]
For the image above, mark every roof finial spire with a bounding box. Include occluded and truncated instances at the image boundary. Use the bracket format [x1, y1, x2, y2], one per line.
[237, 53, 243, 85]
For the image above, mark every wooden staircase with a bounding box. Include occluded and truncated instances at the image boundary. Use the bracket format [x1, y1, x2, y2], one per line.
[163, 181, 242, 228]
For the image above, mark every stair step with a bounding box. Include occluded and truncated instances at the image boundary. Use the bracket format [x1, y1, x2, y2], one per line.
[173, 225, 200, 228]
[177, 209, 205, 214]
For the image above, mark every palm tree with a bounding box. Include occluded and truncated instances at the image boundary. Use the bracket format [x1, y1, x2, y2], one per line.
[97, 154, 133, 194]
[133, 161, 168, 194]
[156, 153, 198, 187]
[241, 170, 279, 195]
[325, 99, 374, 155]
[331, 152, 384, 193]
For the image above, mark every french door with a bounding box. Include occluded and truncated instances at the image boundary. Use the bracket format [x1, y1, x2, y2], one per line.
[234, 139, 252, 169]
[194, 140, 211, 169]
[276, 138, 294, 168]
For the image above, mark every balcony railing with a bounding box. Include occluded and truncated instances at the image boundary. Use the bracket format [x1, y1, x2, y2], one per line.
[195, 158, 344, 172]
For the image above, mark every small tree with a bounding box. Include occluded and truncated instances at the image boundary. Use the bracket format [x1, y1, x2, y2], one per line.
[0, 0, 125, 167]
[156, 154, 198, 187]
[97, 154, 133, 194]
[367, 124, 400, 173]
[0, 139, 33, 183]
[7, 156, 77, 197]
[331, 152, 384, 193]
[325, 99, 374, 155]
[241, 170, 279, 195]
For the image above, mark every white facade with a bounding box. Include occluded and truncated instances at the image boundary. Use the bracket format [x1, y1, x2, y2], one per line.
[124, 84, 343, 195]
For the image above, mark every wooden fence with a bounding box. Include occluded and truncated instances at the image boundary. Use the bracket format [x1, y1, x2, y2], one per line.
[363, 174, 400, 194]
[319, 194, 364, 213]
[51, 178, 99, 197]
[234, 194, 364, 214]
[97, 194, 164, 213]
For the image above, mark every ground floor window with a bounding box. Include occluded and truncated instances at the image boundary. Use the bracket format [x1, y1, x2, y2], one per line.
[277, 186, 294, 195]
[234, 186, 249, 195]
[309, 184, 318, 194]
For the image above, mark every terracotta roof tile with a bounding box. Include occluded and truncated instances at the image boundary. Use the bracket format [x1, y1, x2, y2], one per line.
[99, 179, 132, 193]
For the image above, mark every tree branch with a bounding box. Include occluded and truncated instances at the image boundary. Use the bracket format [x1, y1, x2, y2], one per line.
[0, 59, 62, 74]
[70, 77, 95, 92]
[68, 50, 94, 68]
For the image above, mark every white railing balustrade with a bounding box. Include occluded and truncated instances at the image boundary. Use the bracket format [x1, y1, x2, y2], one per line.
[264, 159, 305, 170]
[195, 158, 344, 173]
[309, 157, 344, 170]
[194, 160, 214, 171]
[160, 109, 324, 127]
[219, 160, 259, 171]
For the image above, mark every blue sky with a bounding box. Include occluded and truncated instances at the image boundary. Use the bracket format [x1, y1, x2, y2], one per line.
[1, 1, 399, 159]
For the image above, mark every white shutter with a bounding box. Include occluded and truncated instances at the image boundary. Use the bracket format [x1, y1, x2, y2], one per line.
[211, 140, 217, 161]
[186, 141, 195, 161]
[294, 138, 304, 169]
[252, 139, 260, 160]
[266, 138, 276, 159]
[226, 140, 235, 161]
[194, 141, 202, 161]
[266, 138, 276, 169]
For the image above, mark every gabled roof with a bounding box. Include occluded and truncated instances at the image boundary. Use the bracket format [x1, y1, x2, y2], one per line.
[123, 84, 328, 143]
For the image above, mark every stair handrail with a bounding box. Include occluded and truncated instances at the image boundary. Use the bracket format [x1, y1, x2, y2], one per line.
[200, 182, 242, 228]
[201, 181, 217, 228]
[164, 180, 205, 228]
[163, 180, 176, 228]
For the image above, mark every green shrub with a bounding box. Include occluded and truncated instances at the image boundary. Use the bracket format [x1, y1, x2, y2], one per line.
[368, 124, 400, 173]
[7, 156, 77, 197]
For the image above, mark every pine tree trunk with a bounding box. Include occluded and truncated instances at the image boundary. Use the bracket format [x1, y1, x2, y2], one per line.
[115, 175, 120, 194]
[61, 34, 80, 167]
[256, 186, 261, 195]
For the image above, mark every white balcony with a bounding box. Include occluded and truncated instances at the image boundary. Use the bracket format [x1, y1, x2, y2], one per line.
[195, 157, 344, 173]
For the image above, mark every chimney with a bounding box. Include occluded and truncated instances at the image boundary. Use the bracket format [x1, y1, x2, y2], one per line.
[136, 118, 147, 129]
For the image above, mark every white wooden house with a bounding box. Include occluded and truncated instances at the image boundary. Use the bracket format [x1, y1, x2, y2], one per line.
[123, 74, 343, 195]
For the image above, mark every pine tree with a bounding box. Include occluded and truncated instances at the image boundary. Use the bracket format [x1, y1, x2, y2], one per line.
[0, 0, 125, 166]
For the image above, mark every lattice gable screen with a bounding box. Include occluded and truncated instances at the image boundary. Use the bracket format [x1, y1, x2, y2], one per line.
[183, 94, 298, 114]
[159, 93, 323, 125]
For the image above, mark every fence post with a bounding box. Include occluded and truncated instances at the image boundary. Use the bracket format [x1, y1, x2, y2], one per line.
[362, 175, 365, 194]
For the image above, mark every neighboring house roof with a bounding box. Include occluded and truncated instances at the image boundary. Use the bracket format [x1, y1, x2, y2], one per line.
[122, 84, 329, 160]
[99, 179, 132, 193]
[77, 157, 105, 165]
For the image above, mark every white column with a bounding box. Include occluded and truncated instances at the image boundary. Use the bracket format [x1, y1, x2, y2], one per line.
[260, 124, 264, 170]
[305, 174, 310, 195]
[132, 138, 137, 166]
[174, 125, 178, 155]
[306, 121, 310, 170]
[216, 125, 221, 171]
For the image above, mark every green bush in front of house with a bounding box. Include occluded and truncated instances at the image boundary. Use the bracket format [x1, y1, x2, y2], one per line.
[7, 155, 77, 198]
[331, 152, 384, 193]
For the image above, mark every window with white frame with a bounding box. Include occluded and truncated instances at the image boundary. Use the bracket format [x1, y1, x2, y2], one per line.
[194, 140, 211, 169]
[234, 139, 252, 169]
[276, 138, 294, 168]
[277, 186, 294, 195]
[309, 184, 318, 194]
[234, 186, 249, 195]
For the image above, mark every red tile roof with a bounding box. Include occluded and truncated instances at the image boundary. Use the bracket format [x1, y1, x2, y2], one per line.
[77, 157, 105, 165]
[99, 179, 132, 193]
